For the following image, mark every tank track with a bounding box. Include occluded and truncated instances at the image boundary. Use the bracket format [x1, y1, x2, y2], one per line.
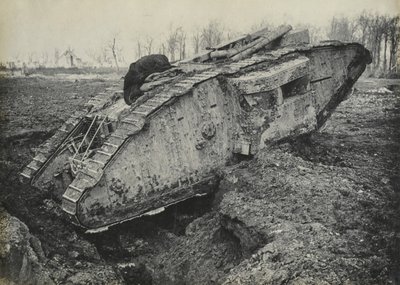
[19, 86, 121, 184]
[19, 111, 86, 183]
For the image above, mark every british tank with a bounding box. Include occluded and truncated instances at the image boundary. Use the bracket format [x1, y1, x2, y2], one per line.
[20, 25, 371, 231]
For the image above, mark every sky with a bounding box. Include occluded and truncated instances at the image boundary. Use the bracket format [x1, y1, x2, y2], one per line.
[0, 0, 398, 64]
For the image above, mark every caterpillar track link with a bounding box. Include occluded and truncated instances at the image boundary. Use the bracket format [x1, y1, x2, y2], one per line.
[20, 26, 371, 231]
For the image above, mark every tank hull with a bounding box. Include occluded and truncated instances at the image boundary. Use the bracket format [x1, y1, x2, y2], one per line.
[20, 31, 371, 231]
[73, 44, 370, 229]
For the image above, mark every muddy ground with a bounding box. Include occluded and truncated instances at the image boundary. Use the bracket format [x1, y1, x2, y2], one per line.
[0, 74, 399, 284]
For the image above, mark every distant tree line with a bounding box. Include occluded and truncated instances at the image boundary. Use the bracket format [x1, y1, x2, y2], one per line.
[327, 12, 400, 74]
[84, 13, 400, 74]
[2, 12, 399, 76]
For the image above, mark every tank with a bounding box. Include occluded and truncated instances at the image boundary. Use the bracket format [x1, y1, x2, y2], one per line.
[19, 25, 372, 231]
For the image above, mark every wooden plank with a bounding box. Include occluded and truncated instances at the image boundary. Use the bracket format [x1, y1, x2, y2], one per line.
[211, 34, 251, 50]
[231, 25, 292, 61]
[249, 26, 271, 39]
[279, 29, 310, 46]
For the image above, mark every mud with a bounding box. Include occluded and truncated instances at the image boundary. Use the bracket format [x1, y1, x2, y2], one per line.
[0, 75, 399, 284]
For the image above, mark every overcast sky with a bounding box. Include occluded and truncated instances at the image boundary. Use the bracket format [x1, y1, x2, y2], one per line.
[0, 0, 398, 63]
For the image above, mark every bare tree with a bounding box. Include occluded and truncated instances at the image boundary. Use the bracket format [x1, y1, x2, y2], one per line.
[200, 20, 223, 49]
[389, 16, 400, 72]
[192, 29, 201, 55]
[373, 15, 391, 70]
[161, 43, 166, 55]
[54, 48, 61, 66]
[136, 40, 142, 59]
[157, 42, 167, 55]
[356, 11, 372, 46]
[101, 47, 111, 66]
[109, 38, 120, 70]
[359, 14, 398, 68]
[373, 15, 386, 67]
[144, 37, 153, 55]
[328, 16, 357, 42]
[166, 29, 178, 61]
[177, 29, 186, 60]
[166, 26, 186, 61]
[28, 52, 36, 65]
[381, 15, 391, 71]
[40, 52, 49, 67]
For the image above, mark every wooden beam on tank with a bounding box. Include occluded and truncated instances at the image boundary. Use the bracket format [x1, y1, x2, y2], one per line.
[230, 25, 292, 61]
[179, 25, 292, 63]
[210, 34, 252, 50]
[210, 25, 293, 61]
[229, 56, 309, 94]
[208, 26, 271, 52]
[279, 29, 310, 47]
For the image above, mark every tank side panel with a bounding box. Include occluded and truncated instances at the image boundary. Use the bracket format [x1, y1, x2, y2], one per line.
[259, 46, 361, 146]
[260, 47, 357, 144]
[78, 78, 240, 228]
[307, 47, 358, 113]
[229, 56, 315, 151]
[260, 92, 317, 144]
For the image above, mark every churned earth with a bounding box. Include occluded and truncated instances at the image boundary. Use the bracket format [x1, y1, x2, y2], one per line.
[0, 74, 399, 284]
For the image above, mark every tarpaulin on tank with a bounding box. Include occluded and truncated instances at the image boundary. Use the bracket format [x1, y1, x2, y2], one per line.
[123, 54, 172, 105]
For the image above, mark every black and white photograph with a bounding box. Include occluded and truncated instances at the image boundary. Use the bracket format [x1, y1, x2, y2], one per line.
[0, 0, 400, 284]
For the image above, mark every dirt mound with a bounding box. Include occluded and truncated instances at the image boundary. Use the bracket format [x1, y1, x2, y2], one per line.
[0, 207, 53, 285]
[219, 148, 390, 284]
